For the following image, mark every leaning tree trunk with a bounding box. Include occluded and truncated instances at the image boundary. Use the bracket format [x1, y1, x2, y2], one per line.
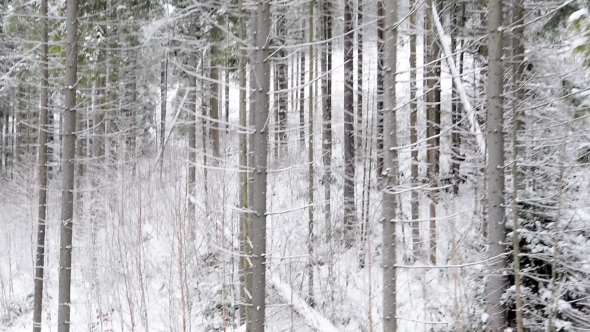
[57, 0, 78, 328]
[485, 0, 508, 328]
[382, 0, 399, 330]
[250, 1, 270, 330]
[343, 0, 357, 248]
[32, 0, 50, 327]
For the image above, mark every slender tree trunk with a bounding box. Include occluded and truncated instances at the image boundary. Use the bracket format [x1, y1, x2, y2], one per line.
[225, 68, 230, 132]
[356, 0, 363, 152]
[277, 15, 288, 153]
[160, 57, 168, 172]
[238, 0, 249, 326]
[32, 0, 49, 327]
[426, 0, 441, 265]
[210, 44, 220, 158]
[307, 0, 315, 308]
[299, 49, 306, 145]
[15, 84, 23, 165]
[485, 0, 508, 327]
[57, 0, 78, 327]
[250, 1, 271, 330]
[382, 0, 398, 329]
[511, 0, 525, 330]
[187, 22, 198, 240]
[451, 2, 465, 195]
[409, 0, 420, 260]
[343, 0, 357, 248]
[322, 0, 332, 244]
[376, 1, 384, 178]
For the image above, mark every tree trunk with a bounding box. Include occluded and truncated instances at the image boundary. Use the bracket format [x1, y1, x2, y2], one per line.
[250, 1, 270, 330]
[32, 0, 49, 326]
[299, 48, 306, 145]
[225, 68, 230, 132]
[451, 2, 465, 196]
[210, 44, 220, 158]
[511, 0, 525, 330]
[321, 0, 332, 244]
[238, 0, 249, 326]
[57, 0, 78, 328]
[382, 0, 398, 329]
[356, 0, 363, 152]
[343, 0, 357, 248]
[160, 57, 168, 172]
[485, 0, 508, 327]
[376, 1, 384, 179]
[307, 0, 315, 308]
[409, 0, 420, 260]
[277, 15, 288, 153]
[426, 0, 441, 265]
[188, 22, 198, 241]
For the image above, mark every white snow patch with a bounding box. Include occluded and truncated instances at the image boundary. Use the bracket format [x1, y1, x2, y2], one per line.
[569, 8, 589, 23]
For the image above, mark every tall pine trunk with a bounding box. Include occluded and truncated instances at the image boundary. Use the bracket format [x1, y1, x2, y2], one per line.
[343, 0, 357, 248]
[356, 0, 363, 152]
[321, 0, 332, 244]
[409, 0, 420, 260]
[485, 0, 508, 327]
[382, 0, 398, 329]
[237, 0, 249, 326]
[511, 0, 525, 329]
[32, 0, 49, 327]
[250, 1, 270, 330]
[210, 44, 220, 158]
[57, 0, 78, 327]
[426, 0, 441, 265]
[376, 1, 384, 178]
[187, 22, 198, 240]
[307, 0, 315, 308]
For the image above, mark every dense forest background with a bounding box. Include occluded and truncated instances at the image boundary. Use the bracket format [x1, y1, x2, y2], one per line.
[1, 0, 590, 331]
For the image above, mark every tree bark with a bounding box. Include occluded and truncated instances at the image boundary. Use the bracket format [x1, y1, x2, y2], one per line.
[57, 0, 78, 327]
[32, 0, 49, 327]
[382, 0, 398, 329]
[250, 1, 270, 330]
[343, 0, 357, 248]
[485, 0, 508, 327]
